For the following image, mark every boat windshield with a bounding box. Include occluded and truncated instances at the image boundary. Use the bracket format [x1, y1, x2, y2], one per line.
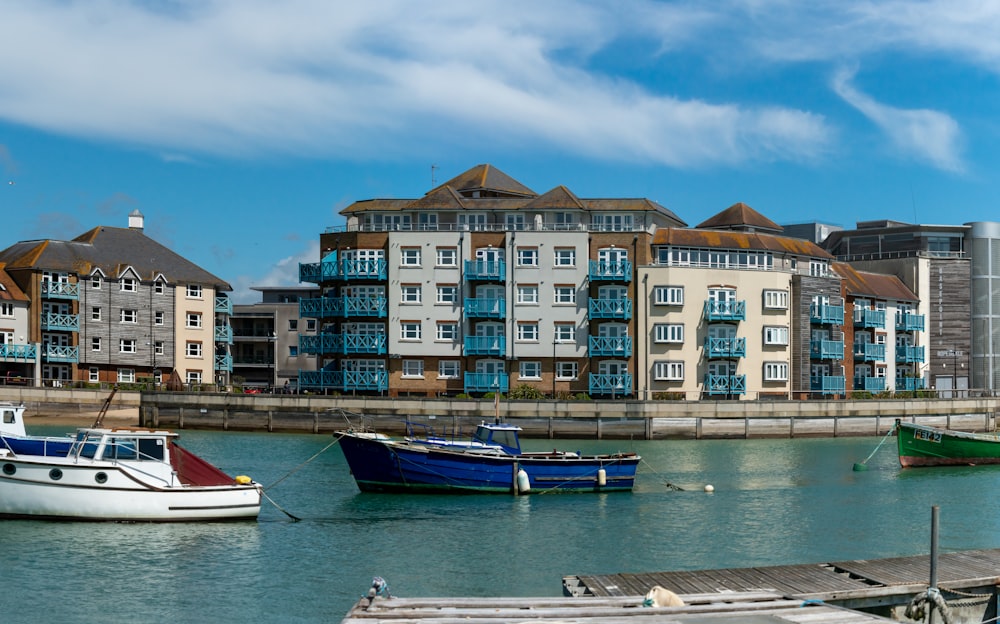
[104, 436, 166, 461]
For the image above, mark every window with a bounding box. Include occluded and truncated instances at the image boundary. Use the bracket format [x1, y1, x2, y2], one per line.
[763, 326, 789, 345]
[436, 322, 458, 341]
[438, 360, 460, 379]
[517, 247, 538, 267]
[288, 319, 298, 331]
[185, 342, 202, 358]
[592, 213, 633, 232]
[506, 213, 526, 231]
[0, 331, 10, 344]
[91, 337, 101, 352]
[92, 307, 102, 321]
[517, 321, 539, 342]
[289, 346, 298, 357]
[554, 323, 576, 342]
[400, 247, 421, 266]
[554, 285, 576, 305]
[436, 247, 457, 267]
[89, 367, 99, 382]
[458, 213, 486, 230]
[400, 284, 422, 304]
[154, 281, 164, 294]
[437, 285, 458, 304]
[117, 368, 135, 383]
[186, 312, 202, 328]
[556, 361, 578, 380]
[517, 285, 538, 304]
[154, 341, 164, 355]
[764, 362, 789, 381]
[119, 339, 136, 354]
[154, 311, 164, 326]
[654, 324, 684, 343]
[553, 247, 576, 267]
[186, 371, 202, 385]
[120, 309, 138, 323]
[91, 276, 102, 289]
[402, 360, 424, 378]
[400, 321, 421, 341]
[763, 290, 788, 310]
[120, 277, 137, 292]
[809, 261, 829, 277]
[306, 319, 317, 331]
[653, 361, 684, 381]
[519, 361, 541, 379]
[654, 286, 684, 306]
[186, 284, 202, 299]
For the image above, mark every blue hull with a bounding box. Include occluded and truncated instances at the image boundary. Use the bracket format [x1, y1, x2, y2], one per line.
[338, 433, 639, 494]
[0, 434, 72, 457]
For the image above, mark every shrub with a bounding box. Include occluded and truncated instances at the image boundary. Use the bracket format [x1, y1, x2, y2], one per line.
[508, 384, 545, 400]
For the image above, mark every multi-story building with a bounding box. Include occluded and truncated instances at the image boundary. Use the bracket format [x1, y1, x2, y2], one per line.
[231, 286, 319, 390]
[0, 210, 233, 388]
[0, 264, 34, 382]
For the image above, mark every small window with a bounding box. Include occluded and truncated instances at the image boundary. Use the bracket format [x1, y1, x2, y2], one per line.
[436, 247, 457, 267]
[519, 361, 541, 379]
[763, 290, 788, 310]
[186, 284, 202, 299]
[402, 360, 424, 378]
[91, 276, 102, 289]
[88, 367, 99, 382]
[764, 362, 789, 381]
[186, 371, 202, 385]
[438, 360, 460, 379]
[516, 321, 539, 342]
[437, 285, 458, 304]
[154, 311, 165, 326]
[120, 309, 138, 323]
[154, 341, 164, 355]
[400, 247, 421, 267]
[154, 281, 164, 294]
[654, 286, 684, 306]
[763, 326, 789, 345]
[555, 361, 578, 380]
[119, 339, 136, 354]
[400, 284, 422, 304]
[553, 248, 576, 267]
[288, 319, 298, 331]
[120, 278, 137, 292]
[92, 307, 102, 321]
[554, 323, 576, 342]
[289, 346, 298, 357]
[517, 247, 539, 267]
[400, 321, 421, 341]
[185, 342, 202, 358]
[117, 368, 135, 383]
[554, 285, 576, 305]
[91, 337, 101, 352]
[517, 285, 539, 305]
[653, 361, 684, 381]
[186, 312, 202, 328]
[654, 324, 684, 343]
[436, 322, 458, 341]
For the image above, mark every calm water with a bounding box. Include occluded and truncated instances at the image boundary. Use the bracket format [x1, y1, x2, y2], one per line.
[2, 426, 1000, 623]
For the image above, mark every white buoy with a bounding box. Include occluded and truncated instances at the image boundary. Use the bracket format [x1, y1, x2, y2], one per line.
[597, 468, 607, 487]
[704, 484, 715, 493]
[516, 469, 530, 494]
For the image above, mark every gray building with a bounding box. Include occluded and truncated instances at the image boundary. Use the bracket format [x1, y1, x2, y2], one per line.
[231, 286, 319, 390]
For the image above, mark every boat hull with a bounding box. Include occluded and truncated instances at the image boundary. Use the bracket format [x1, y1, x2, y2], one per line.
[897, 421, 1000, 467]
[338, 432, 639, 494]
[0, 434, 72, 457]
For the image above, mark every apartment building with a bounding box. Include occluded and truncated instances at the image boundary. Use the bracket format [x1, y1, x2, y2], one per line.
[0, 211, 233, 388]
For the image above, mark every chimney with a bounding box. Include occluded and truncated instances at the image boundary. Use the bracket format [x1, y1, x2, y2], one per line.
[128, 209, 145, 231]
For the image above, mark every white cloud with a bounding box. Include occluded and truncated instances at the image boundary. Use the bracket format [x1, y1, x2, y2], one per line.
[229, 239, 319, 304]
[832, 67, 964, 172]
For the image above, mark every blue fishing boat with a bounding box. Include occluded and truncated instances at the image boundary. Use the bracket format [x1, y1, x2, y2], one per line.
[0, 403, 73, 456]
[337, 422, 640, 494]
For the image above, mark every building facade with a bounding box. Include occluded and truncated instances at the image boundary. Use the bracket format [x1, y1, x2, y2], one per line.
[231, 286, 319, 390]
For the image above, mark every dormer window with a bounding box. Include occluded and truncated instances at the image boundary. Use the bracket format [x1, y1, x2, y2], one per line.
[120, 277, 137, 292]
[91, 276, 102, 289]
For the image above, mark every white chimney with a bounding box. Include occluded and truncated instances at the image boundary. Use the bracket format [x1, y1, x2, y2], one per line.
[128, 209, 145, 230]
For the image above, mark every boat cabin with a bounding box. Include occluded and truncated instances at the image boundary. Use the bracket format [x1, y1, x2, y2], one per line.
[472, 423, 522, 455]
[68, 428, 176, 463]
[0, 403, 27, 437]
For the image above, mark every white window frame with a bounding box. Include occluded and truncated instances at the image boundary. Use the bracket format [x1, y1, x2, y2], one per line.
[517, 285, 538, 305]
[400, 321, 422, 341]
[764, 362, 789, 381]
[400, 284, 422, 304]
[436, 247, 457, 266]
[119, 339, 136, 354]
[89, 367, 99, 382]
[154, 311, 164, 326]
[436, 322, 458, 341]
[186, 371, 202, 385]
[653, 361, 684, 381]
[402, 360, 424, 378]
[120, 309, 138, 324]
[763, 289, 788, 310]
[519, 361, 541, 380]
[185, 312, 202, 328]
[400, 247, 422, 267]
[554, 323, 576, 342]
[763, 326, 789, 346]
[654, 286, 684, 306]
[516, 321, 539, 342]
[92, 306, 102, 321]
[117, 368, 135, 383]
[186, 284, 202, 299]
[91, 337, 101, 352]
[554, 285, 576, 305]
[654, 323, 684, 343]
[120, 277, 137, 292]
[517, 247, 539, 267]
[436, 285, 458, 304]
[555, 361, 578, 380]
[185, 341, 202, 358]
[438, 360, 460, 379]
[553, 247, 576, 267]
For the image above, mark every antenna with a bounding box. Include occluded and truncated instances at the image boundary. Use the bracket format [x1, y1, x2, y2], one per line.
[431, 164, 438, 186]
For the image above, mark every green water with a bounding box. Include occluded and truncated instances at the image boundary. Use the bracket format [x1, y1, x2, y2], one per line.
[1, 428, 998, 623]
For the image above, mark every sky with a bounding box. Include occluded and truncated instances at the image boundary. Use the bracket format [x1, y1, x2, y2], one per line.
[1, 0, 999, 303]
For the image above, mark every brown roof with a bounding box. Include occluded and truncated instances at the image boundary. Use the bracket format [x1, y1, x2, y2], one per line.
[0, 263, 28, 302]
[652, 228, 833, 258]
[697, 202, 783, 233]
[433, 163, 536, 197]
[523, 186, 585, 210]
[833, 262, 917, 301]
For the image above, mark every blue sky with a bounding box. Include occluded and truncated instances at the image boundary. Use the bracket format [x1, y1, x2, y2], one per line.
[1, 1, 997, 302]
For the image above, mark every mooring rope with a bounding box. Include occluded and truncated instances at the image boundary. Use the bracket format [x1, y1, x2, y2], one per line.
[264, 433, 343, 491]
[638, 457, 685, 491]
[856, 425, 896, 467]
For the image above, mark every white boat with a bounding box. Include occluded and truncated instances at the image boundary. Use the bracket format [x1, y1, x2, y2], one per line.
[0, 402, 74, 456]
[0, 426, 262, 521]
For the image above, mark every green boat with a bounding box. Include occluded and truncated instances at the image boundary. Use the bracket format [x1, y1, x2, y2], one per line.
[897, 419, 1000, 467]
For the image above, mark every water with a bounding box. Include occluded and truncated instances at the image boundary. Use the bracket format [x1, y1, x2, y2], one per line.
[2, 427, 1000, 623]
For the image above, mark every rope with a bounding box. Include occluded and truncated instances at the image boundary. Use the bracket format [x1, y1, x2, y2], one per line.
[262, 489, 301, 522]
[904, 587, 953, 624]
[638, 457, 685, 491]
[265, 433, 343, 490]
[857, 426, 896, 466]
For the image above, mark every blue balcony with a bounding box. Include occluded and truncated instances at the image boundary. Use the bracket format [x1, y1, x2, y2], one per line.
[703, 374, 747, 396]
[464, 260, 505, 282]
[853, 376, 885, 392]
[42, 313, 79, 332]
[215, 296, 233, 315]
[588, 335, 633, 357]
[896, 377, 924, 391]
[463, 372, 509, 395]
[810, 339, 844, 360]
[215, 325, 234, 344]
[299, 333, 386, 355]
[853, 342, 885, 362]
[299, 296, 387, 319]
[43, 345, 78, 363]
[810, 304, 844, 325]
[464, 297, 505, 319]
[853, 308, 885, 328]
[703, 300, 746, 322]
[589, 298, 633, 320]
[299, 257, 388, 283]
[41, 281, 79, 300]
[299, 369, 388, 393]
[589, 373, 633, 396]
[704, 337, 746, 358]
[896, 312, 926, 332]
[897, 345, 925, 363]
[215, 354, 233, 372]
[810, 375, 846, 395]
[0, 344, 37, 360]
[464, 335, 505, 356]
[588, 260, 632, 283]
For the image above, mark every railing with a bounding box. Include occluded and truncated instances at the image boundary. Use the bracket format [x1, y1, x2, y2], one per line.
[463, 373, 509, 394]
[299, 296, 387, 319]
[588, 260, 632, 282]
[464, 335, 505, 356]
[810, 375, 846, 394]
[322, 222, 652, 234]
[299, 333, 387, 355]
[299, 258, 388, 283]
[810, 339, 844, 360]
[464, 297, 505, 319]
[43, 345, 79, 363]
[0, 344, 37, 360]
[41, 281, 79, 300]
[215, 354, 233, 372]
[897, 345, 925, 363]
[215, 296, 233, 315]
[704, 337, 746, 358]
[703, 300, 746, 322]
[853, 342, 886, 361]
[299, 369, 388, 392]
[853, 376, 885, 392]
[896, 377, 924, 391]
[588, 373, 633, 396]
[835, 250, 967, 262]
[853, 308, 885, 328]
[41, 313, 80, 332]
[215, 325, 234, 344]
[896, 312, 926, 332]
[810, 304, 844, 325]
[588, 335, 633, 357]
[588, 298, 632, 320]
[703, 374, 747, 396]
[464, 260, 505, 281]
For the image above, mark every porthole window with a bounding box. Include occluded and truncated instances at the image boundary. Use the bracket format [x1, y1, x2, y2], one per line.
[2, 463, 14, 476]
[49, 468, 63, 481]
[95, 472, 108, 484]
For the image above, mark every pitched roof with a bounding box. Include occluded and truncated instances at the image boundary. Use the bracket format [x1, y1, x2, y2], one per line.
[697, 202, 783, 233]
[0, 263, 28, 302]
[434, 163, 536, 197]
[652, 228, 833, 258]
[832, 262, 917, 301]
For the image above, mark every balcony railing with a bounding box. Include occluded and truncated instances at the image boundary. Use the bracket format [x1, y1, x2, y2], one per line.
[703, 300, 746, 322]
[299, 258, 388, 283]
[853, 308, 885, 328]
[704, 337, 746, 358]
[215, 325, 234, 344]
[215, 354, 233, 372]
[464, 335, 505, 356]
[0, 344, 37, 360]
[896, 377, 924, 391]
[464, 260, 505, 282]
[215, 296, 233, 315]
[588, 298, 632, 320]
[299, 369, 388, 392]
[810, 304, 844, 325]
[897, 345, 925, 363]
[896, 312, 926, 332]
[588, 260, 632, 283]
[41, 313, 80, 332]
[464, 297, 505, 319]
[703, 374, 747, 396]
[299, 333, 387, 355]
[463, 372, 509, 395]
[41, 281, 79, 300]
[299, 296, 387, 319]
[810, 339, 844, 360]
[588, 373, 633, 396]
[588, 335, 633, 357]
[810, 375, 846, 394]
[853, 343, 886, 362]
[853, 376, 885, 392]
[43, 345, 79, 363]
